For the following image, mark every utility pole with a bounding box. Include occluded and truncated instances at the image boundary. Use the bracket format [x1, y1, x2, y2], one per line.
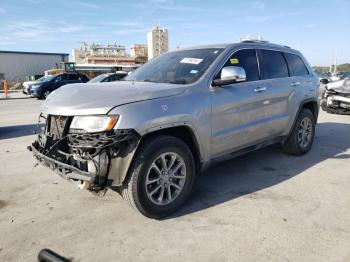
[334, 49, 338, 73]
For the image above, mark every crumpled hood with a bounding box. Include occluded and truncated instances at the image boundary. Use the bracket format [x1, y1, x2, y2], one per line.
[327, 78, 350, 94]
[42, 81, 185, 115]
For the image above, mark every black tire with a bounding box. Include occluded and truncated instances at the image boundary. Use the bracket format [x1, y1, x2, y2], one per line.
[121, 135, 195, 219]
[282, 108, 315, 155]
[43, 91, 50, 99]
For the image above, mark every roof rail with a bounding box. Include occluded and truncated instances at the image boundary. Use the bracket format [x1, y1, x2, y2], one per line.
[240, 39, 269, 44]
[240, 35, 268, 44]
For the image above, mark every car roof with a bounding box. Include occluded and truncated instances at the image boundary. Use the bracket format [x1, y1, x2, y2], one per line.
[179, 41, 297, 53]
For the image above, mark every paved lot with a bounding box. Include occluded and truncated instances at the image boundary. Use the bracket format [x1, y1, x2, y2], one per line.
[0, 97, 350, 262]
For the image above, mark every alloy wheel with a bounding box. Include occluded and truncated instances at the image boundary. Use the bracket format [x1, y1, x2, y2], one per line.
[145, 152, 187, 206]
[297, 117, 312, 148]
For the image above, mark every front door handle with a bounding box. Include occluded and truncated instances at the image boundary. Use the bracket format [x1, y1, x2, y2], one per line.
[290, 81, 300, 86]
[254, 87, 267, 92]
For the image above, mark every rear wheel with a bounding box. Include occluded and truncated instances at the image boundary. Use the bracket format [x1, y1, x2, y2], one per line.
[282, 108, 315, 155]
[122, 135, 195, 219]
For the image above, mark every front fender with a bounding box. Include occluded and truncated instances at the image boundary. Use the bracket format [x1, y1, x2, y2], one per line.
[107, 90, 212, 186]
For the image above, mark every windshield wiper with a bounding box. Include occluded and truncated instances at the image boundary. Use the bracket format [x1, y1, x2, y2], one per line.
[169, 78, 188, 84]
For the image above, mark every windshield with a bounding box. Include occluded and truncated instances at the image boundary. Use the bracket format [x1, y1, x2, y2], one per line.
[88, 74, 110, 83]
[35, 75, 57, 83]
[124, 48, 224, 84]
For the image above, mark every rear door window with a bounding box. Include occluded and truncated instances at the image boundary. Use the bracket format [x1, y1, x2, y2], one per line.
[284, 53, 309, 76]
[108, 75, 117, 82]
[115, 74, 127, 80]
[222, 49, 259, 82]
[259, 50, 289, 79]
[56, 74, 67, 82]
[68, 74, 79, 81]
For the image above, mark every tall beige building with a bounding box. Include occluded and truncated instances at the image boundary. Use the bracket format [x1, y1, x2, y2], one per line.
[147, 24, 169, 60]
[130, 44, 148, 64]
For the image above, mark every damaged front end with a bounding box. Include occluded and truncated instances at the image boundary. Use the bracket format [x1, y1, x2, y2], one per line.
[321, 78, 350, 115]
[28, 114, 140, 192]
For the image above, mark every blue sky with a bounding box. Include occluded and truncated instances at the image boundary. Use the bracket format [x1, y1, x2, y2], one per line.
[0, 0, 349, 66]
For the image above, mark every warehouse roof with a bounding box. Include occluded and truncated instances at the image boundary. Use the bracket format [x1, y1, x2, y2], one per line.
[0, 50, 69, 56]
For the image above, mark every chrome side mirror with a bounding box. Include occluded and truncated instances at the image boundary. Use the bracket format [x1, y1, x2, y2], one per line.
[213, 66, 246, 86]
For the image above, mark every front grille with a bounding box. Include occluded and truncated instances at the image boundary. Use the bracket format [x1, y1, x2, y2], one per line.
[46, 115, 70, 139]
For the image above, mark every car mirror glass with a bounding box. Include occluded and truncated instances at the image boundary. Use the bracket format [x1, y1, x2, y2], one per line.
[213, 66, 246, 86]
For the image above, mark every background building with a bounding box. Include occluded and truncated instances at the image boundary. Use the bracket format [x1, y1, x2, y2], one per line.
[72, 42, 133, 65]
[147, 24, 169, 60]
[130, 44, 148, 64]
[0, 51, 68, 82]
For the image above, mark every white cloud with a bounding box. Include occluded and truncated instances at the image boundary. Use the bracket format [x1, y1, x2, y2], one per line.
[23, 0, 40, 3]
[133, 1, 204, 12]
[112, 22, 149, 35]
[149, 0, 174, 4]
[244, 15, 271, 23]
[113, 28, 148, 36]
[0, 20, 93, 46]
[58, 23, 92, 33]
[74, 1, 100, 9]
[251, 1, 265, 10]
[305, 23, 317, 29]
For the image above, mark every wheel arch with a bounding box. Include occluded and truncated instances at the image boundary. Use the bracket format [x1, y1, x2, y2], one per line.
[285, 98, 319, 142]
[109, 124, 203, 187]
[301, 99, 319, 121]
[136, 125, 203, 173]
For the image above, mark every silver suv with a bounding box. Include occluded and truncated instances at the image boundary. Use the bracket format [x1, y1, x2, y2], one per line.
[29, 40, 319, 218]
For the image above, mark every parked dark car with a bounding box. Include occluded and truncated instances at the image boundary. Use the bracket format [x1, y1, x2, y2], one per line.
[88, 72, 128, 83]
[28, 73, 89, 99]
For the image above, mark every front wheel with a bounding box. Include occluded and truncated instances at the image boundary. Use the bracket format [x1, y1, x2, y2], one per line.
[282, 108, 315, 155]
[43, 91, 50, 99]
[121, 135, 195, 219]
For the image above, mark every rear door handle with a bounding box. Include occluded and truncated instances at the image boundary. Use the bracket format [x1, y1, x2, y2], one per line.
[254, 87, 267, 92]
[290, 81, 300, 86]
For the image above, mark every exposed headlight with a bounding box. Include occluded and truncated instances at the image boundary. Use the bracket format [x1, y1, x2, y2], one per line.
[70, 115, 119, 133]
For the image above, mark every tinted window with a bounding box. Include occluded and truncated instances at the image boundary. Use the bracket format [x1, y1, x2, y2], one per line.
[79, 75, 89, 82]
[284, 53, 309, 76]
[115, 73, 127, 80]
[259, 50, 289, 79]
[68, 74, 79, 81]
[56, 74, 67, 82]
[108, 75, 117, 82]
[223, 49, 259, 82]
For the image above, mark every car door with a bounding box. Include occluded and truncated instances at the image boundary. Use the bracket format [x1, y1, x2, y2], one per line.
[211, 48, 276, 157]
[67, 74, 80, 83]
[283, 52, 315, 114]
[256, 49, 296, 136]
[52, 74, 67, 90]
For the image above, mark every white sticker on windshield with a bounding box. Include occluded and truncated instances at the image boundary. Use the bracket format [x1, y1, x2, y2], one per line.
[180, 57, 203, 65]
[190, 70, 198, 74]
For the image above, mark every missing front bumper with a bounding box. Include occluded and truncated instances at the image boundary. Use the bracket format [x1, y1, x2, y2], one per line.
[29, 144, 92, 181]
[29, 127, 140, 190]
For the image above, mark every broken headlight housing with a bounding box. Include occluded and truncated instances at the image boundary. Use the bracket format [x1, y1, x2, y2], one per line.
[70, 115, 119, 133]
